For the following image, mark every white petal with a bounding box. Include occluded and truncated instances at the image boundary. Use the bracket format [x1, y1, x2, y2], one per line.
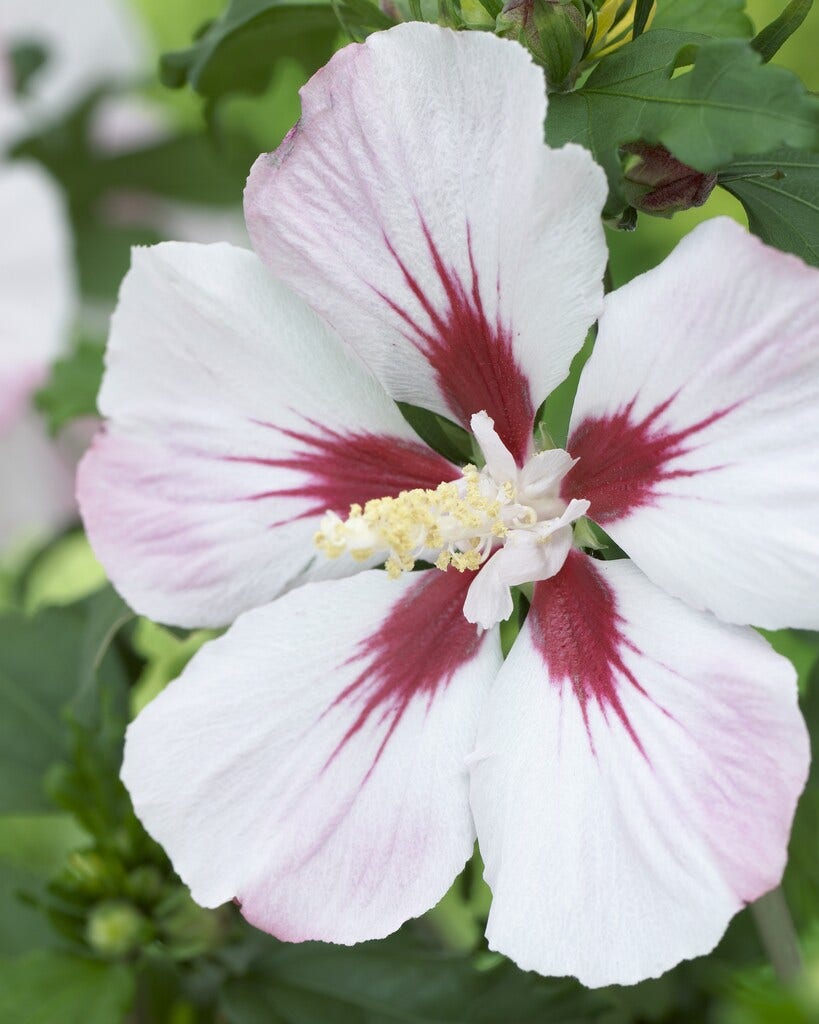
[566, 218, 819, 629]
[0, 409, 74, 554]
[78, 243, 456, 628]
[463, 500, 587, 632]
[470, 411, 517, 482]
[519, 448, 577, 498]
[0, 162, 74, 428]
[246, 24, 607, 463]
[122, 570, 502, 942]
[470, 553, 808, 987]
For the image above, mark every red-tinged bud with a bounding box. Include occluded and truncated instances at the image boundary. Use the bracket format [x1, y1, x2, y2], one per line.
[497, 0, 586, 90]
[622, 143, 718, 216]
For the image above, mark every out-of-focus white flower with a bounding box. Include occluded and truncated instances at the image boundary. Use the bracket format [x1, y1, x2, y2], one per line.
[0, 161, 75, 552]
[0, 0, 157, 150]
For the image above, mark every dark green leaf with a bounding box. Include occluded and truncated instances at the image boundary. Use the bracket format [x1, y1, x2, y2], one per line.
[98, 132, 254, 206]
[782, 660, 819, 929]
[634, 0, 654, 37]
[221, 938, 605, 1024]
[0, 951, 134, 1024]
[9, 41, 49, 96]
[547, 31, 819, 217]
[397, 403, 473, 465]
[331, 0, 394, 41]
[720, 149, 819, 266]
[74, 220, 159, 300]
[35, 340, 104, 434]
[0, 589, 130, 814]
[651, 0, 753, 40]
[757, 628, 819, 693]
[751, 0, 813, 63]
[160, 0, 339, 101]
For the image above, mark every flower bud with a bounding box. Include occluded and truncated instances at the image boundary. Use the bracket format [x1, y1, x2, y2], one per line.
[622, 143, 718, 216]
[56, 850, 126, 900]
[497, 0, 586, 89]
[124, 865, 166, 907]
[154, 887, 225, 960]
[86, 900, 154, 957]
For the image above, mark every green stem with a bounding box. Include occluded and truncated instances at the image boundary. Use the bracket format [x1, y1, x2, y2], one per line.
[750, 886, 802, 985]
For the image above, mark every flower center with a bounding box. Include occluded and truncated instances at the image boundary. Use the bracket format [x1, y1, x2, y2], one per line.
[314, 411, 589, 584]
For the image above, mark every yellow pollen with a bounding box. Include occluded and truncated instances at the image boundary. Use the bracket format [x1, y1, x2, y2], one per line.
[314, 468, 509, 578]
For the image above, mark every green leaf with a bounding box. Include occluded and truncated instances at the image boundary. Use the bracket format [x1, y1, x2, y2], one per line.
[331, 0, 393, 41]
[160, 0, 340, 101]
[0, 951, 134, 1024]
[397, 403, 473, 465]
[751, 0, 814, 63]
[651, 0, 753, 40]
[634, 0, 654, 37]
[757, 628, 819, 694]
[0, 814, 87, 874]
[0, 589, 130, 814]
[783, 662, 819, 931]
[35, 340, 104, 434]
[0, 814, 87, 956]
[547, 30, 819, 216]
[221, 937, 604, 1024]
[719, 148, 819, 266]
[98, 132, 255, 206]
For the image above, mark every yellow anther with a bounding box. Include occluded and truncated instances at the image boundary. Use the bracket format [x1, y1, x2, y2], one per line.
[451, 550, 483, 572]
[314, 462, 532, 580]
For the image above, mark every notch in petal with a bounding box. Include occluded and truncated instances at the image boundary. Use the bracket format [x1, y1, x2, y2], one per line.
[246, 24, 607, 464]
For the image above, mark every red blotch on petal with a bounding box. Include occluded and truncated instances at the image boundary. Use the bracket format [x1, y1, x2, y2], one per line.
[378, 221, 535, 464]
[231, 420, 458, 522]
[328, 570, 485, 773]
[564, 396, 734, 524]
[531, 551, 652, 754]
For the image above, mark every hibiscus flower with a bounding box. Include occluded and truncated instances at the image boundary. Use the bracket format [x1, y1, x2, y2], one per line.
[79, 25, 817, 987]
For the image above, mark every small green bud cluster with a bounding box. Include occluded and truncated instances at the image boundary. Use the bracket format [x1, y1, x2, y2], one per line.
[45, 835, 227, 962]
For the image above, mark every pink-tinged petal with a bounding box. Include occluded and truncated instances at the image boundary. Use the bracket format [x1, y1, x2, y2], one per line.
[245, 24, 607, 463]
[565, 218, 819, 629]
[122, 570, 502, 942]
[0, 162, 74, 428]
[78, 243, 455, 628]
[469, 553, 808, 987]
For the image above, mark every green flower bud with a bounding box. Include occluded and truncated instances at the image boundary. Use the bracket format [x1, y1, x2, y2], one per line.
[125, 865, 166, 907]
[54, 850, 126, 901]
[497, 0, 586, 89]
[154, 887, 225, 961]
[86, 900, 154, 957]
[622, 143, 717, 216]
